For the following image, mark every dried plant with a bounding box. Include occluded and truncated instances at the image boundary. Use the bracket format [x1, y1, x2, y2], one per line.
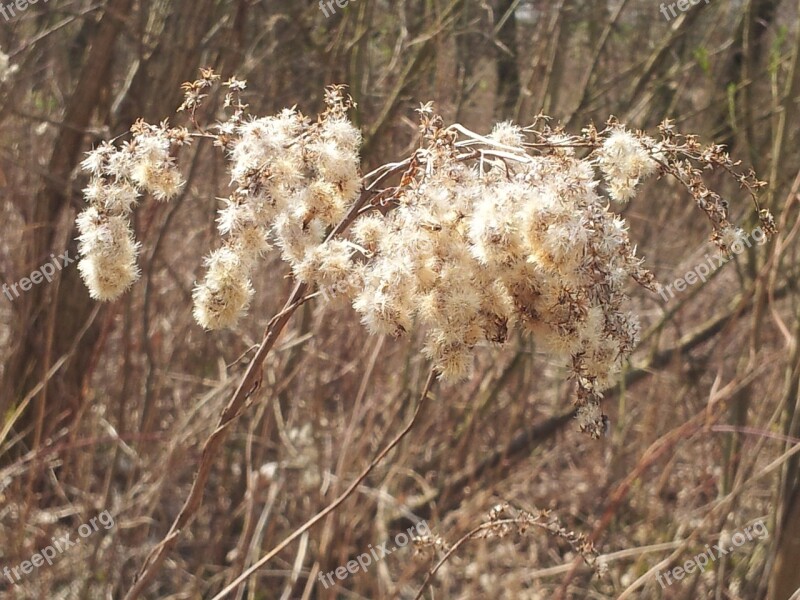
[3, 2, 796, 597]
[411, 502, 603, 599]
[76, 70, 773, 440]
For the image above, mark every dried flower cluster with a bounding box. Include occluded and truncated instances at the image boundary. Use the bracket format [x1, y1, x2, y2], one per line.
[77, 120, 186, 300]
[76, 71, 773, 436]
[639, 118, 776, 249]
[411, 502, 602, 599]
[193, 84, 362, 328]
[597, 126, 659, 202]
[342, 115, 665, 436]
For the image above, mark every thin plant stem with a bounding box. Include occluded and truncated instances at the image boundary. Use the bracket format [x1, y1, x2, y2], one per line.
[210, 368, 438, 600]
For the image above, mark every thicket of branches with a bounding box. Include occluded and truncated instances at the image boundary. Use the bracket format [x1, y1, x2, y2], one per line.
[1, 1, 799, 599]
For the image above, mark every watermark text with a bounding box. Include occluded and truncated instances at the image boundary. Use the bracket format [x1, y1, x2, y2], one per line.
[2, 250, 74, 302]
[318, 520, 429, 588]
[3, 510, 115, 585]
[656, 519, 768, 588]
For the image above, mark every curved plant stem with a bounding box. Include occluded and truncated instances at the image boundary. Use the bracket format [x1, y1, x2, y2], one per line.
[123, 281, 310, 600]
[210, 368, 438, 600]
[410, 520, 504, 600]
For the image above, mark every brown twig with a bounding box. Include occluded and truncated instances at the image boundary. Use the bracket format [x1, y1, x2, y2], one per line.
[410, 520, 515, 600]
[410, 508, 597, 600]
[209, 368, 438, 600]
